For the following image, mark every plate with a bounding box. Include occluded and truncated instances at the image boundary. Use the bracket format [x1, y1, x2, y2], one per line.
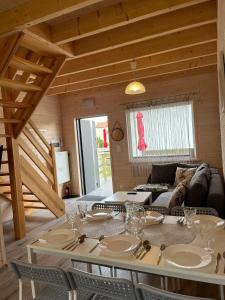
[40, 229, 77, 246]
[144, 211, 164, 226]
[86, 208, 112, 221]
[99, 234, 140, 257]
[193, 215, 224, 228]
[164, 244, 212, 269]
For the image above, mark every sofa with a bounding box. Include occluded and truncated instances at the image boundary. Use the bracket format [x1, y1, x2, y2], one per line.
[148, 162, 225, 218]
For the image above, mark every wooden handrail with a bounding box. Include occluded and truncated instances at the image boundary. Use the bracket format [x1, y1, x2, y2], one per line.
[18, 137, 54, 184]
[28, 119, 51, 151]
[23, 127, 53, 168]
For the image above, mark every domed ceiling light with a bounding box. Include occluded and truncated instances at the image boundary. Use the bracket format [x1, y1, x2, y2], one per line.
[125, 60, 146, 95]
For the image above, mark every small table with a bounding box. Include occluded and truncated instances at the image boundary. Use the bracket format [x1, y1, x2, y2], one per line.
[104, 191, 152, 205]
[134, 184, 169, 202]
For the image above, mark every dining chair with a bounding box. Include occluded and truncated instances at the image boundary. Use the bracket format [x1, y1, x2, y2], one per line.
[170, 206, 218, 217]
[135, 283, 214, 300]
[68, 267, 137, 300]
[10, 260, 73, 300]
[143, 205, 169, 215]
[92, 202, 126, 212]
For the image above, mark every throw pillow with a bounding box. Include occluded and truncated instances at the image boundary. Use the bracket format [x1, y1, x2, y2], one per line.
[169, 181, 187, 208]
[185, 170, 208, 207]
[151, 163, 178, 185]
[175, 167, 196, 185]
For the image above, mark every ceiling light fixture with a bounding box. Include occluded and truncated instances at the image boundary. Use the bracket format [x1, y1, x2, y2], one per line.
[125, 60, 146, 95]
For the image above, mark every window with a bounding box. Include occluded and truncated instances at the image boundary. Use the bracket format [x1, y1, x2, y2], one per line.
[127, 102, 196, 162]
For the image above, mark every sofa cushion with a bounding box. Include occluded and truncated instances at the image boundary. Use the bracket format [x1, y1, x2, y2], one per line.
[175, 167, 196, 185]
[151, 163, 178, 185]
[185, 169, 208, 206]
[169, 181, 187, 208]
[152, 192, 173, 207]
[196, 163, 210, 182]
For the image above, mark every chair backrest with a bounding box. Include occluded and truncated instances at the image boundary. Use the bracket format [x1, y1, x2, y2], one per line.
[135, 283, 214, 300]
[68, 267, 136, 300]
[10, 260, 71, 290]
[170, 206, 218, 217]
[144, 205, 169, 215]
[92, 202, 126, 212]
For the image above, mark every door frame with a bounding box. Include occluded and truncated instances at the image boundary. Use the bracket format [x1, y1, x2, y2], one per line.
[76, 115, 113, 196]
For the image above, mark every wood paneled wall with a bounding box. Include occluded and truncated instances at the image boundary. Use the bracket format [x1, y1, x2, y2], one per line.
[60, 67, 222, 195]
[217, 0, 225, 178]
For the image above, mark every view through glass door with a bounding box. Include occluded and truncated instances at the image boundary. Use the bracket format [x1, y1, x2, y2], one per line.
[77, 116, 113, 197]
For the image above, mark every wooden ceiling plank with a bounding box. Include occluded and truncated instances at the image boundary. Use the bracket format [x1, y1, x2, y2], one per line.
[51, 43, 217, 87]
[0, 0, 104, 37]
[59, 23, 217, 76]
[72, 1, 216, 57]
[47, 55, 217, 96]
[51, 0, 210, 44]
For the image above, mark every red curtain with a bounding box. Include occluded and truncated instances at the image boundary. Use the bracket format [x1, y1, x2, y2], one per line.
[136, 112, 148, 151]
[103, 128, 108, 148]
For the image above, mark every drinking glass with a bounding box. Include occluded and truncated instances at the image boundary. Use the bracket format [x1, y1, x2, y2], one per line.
[184, 207, 196, 228]
[65, 204, 82, 234]
[77, 202, 88, 219]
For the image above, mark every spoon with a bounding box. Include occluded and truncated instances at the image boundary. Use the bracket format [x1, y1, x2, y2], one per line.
[89, 235, 104, 253]
[140, 244, 151, 260]
[136, 240, 149, 259]
[157, 244, 166, 265]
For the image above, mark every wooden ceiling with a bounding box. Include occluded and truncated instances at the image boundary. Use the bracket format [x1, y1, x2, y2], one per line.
[0, 0, 217, 96]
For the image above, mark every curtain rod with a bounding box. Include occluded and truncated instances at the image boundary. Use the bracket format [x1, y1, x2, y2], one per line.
[121, 92, 199, 109]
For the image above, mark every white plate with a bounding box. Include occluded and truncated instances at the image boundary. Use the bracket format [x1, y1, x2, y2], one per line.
[100, 234, 140, 257]
[193, 215, 224, 228]
[164, 244, 212, 269]
[40, 229, 77, 246]
[86, 208, 112, 221]
[144, 211, 164, 226]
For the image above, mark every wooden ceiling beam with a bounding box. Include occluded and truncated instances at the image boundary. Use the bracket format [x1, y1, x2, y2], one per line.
[51, 0, 211, 45]
[59, 23, 217, 76]
[71, 1, 216, 57]
[0, 0, 104, 38]
[51, 42, 217, 87]
[47, 55, 216, 95]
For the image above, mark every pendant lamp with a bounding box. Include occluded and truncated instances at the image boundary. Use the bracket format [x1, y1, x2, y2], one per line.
[125, 60, 146, 95]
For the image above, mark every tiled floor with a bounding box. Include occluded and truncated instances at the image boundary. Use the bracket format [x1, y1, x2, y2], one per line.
[88, 178, 113, 197]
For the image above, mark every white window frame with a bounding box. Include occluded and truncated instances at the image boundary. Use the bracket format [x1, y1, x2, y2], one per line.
[126, 101, 197, 163]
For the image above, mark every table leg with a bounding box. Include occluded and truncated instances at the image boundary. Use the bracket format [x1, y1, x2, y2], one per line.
[27, 246, 37, 299]
[219, 285, 224, 300]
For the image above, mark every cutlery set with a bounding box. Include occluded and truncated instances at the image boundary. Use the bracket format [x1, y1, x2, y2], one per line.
[177, 217, 186, 225]
[135, 240, 151, 260]
[62, 234, 86, 251]
[215, 251, 225, 273]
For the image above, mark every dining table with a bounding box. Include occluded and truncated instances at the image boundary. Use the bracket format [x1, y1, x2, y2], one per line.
[27, 209, 225, 300]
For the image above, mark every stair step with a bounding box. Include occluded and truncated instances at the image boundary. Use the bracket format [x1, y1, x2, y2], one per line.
[0, 100, 32, 108]
[10, 56, 53, 75]
[0, 78, 43, 92]
[0, 182, 10, 186]
[0, 134, 11, 138]
[23, 199, 41, 202]
[24, 205, 47, 209]
[0, 118, 21, 123]
[0, 172, 9, 176]
[1, 160, 8, 164]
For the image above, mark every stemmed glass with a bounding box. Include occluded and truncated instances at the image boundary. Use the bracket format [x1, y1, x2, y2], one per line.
[77, 202, 88, 219]
[65, 204, 82, 234]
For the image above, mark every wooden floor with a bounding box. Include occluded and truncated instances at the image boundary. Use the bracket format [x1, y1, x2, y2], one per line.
[0, 201, 222, 300]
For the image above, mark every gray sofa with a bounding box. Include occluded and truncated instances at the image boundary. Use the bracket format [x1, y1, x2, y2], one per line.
[150, 163, 225, 218]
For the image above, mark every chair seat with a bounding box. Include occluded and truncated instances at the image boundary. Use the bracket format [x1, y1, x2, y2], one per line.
[35, 286, 69, 300]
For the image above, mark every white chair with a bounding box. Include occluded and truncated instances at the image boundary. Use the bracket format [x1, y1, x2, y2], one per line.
[68, 267, 137, 300]
[10, 260, 73, 300]
[135, 283, 214, 300]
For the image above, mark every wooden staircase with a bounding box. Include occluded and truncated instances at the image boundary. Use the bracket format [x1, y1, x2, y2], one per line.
[0, 32, 67, 239]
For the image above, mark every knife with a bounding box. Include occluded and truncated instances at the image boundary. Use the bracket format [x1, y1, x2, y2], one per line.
[215, 253, 221, 273]
[157, 244, 166, 265]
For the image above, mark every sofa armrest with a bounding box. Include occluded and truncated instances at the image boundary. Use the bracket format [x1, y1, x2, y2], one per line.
[207, 174, 225, 218]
